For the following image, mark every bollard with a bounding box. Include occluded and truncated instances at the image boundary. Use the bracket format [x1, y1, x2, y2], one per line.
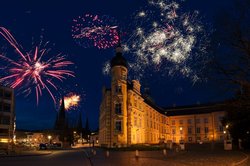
[106, 150, 109, 157]
[135, 150, 139, 158]
[163, 149, 167, 156]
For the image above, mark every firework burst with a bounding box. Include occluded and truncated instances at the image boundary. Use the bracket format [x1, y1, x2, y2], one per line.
[62, 93, 81, 111]
[72, 14, 119, 49]
[0, 27, 75, 104]
[121, 0, 208, 82]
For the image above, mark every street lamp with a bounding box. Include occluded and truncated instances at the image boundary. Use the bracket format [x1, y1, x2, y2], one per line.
[48, 135, 52, 144]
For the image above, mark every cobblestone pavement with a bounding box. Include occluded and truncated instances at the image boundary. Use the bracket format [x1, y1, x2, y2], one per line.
[88, 149, 247, 166]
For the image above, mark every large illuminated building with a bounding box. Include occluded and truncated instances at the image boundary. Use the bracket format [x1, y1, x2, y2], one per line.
[99, 44, 226, 147]
[0, 86, 15, 146]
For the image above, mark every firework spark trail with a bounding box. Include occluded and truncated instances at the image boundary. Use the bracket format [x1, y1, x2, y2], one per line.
[0, 27, 75, 104]
[62, 93, 81, 111]
[72, 14, 119, 49]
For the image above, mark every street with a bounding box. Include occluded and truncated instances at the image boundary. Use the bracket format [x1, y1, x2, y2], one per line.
[1, 149, 91, 166]
[1, 148, 249, 166]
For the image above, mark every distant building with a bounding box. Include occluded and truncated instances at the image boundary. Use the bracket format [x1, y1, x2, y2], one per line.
[0, 86, 15, 148]
[99, 44, 226, 147]
[15, 130, 60, 146]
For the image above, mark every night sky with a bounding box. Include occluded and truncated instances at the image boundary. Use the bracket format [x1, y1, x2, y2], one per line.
[0, 0, 233, 130]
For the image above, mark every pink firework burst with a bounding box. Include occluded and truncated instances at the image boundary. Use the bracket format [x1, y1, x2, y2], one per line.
[72, 14, 119, 49]
[0, 27, 75, 104]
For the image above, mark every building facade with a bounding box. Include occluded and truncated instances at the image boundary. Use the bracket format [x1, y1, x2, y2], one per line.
[0, 86, 15, 146]
[99, 45, 226, 147]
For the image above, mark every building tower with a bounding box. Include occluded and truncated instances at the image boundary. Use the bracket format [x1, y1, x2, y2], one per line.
[110, 42, 128, 147]
[54, 96, 69, 144]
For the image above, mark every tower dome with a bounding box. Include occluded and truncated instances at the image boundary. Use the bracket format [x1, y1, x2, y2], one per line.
[110, 44, 127, 68]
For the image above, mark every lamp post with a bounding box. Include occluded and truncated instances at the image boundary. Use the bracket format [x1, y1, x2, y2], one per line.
[48, 135, 52, 144]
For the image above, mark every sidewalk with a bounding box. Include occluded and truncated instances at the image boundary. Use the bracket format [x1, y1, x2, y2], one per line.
[0, 150, 52, 158]
[87, 148, 248, 166]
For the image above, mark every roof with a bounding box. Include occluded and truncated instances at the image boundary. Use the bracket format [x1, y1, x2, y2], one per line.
[163, 103, 226, 116]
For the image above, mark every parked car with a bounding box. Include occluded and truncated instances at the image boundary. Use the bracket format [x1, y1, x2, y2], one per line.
[39, 143, 47, 150]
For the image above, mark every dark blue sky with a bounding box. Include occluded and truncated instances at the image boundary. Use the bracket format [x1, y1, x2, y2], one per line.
[0, 0, 233, 130]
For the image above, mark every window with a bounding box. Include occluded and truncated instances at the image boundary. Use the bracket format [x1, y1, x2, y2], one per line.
[205, 127, 209, 133]
[3, 103, 11, 112]
[179, 120, 183, 125]
[188, 137, 192, 142]
[4, 91, 11, 100]
[196, 127, 200, 133]
[172, 120, 175, 125]
[0, 102, 2, 112]
[121, 70, 127, 80]
[139, 118, 141, 127]
[219, 126, 223, 132]
[0, 89, 3, 97]
[218, 116, 223, 121]
[0, 116, 10, 125]
[115, 103, 122, 114]
[115, 85, 122, 94]
[172, 129, 176, 134]
[115, 121, 122, 132]
[188, 127, 192, 134]
[196, 119, 200, 124]
[134, 100, 137, 107]
[0, 129, 8, 135]
[188, 119, 192, 124]
[204, 118, 209, 123]
[134, 117, 137, 126]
